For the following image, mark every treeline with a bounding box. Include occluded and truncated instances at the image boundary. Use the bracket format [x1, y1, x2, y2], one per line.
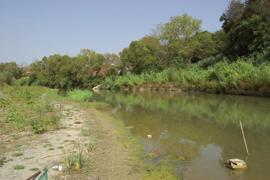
[1, 0, 270, 95]
[29, 50, 120, 90]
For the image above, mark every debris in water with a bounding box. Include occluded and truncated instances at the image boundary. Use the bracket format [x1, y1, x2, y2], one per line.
[226, 159, 247, 170]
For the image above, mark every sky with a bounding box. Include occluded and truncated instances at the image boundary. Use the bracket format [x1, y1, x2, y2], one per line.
[0, 0, 229, 64]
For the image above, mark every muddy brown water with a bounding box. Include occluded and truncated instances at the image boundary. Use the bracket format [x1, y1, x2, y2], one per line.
[94, 91, 270, 180]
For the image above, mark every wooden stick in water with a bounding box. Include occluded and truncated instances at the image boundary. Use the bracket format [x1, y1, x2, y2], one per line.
[240, 120, 249, 155]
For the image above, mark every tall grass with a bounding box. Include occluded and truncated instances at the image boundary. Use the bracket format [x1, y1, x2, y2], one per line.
[67, 89, 93, 101]
[104, 60, 270, 94]
[0, 85, 60, 134]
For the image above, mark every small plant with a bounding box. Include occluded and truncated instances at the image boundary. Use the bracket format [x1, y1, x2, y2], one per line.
[0, 157, 7, 167]
[6, 108, 23, 129]
[31, 119, 46, 134]
[13, 165, 25, 170]
[12, 152, 23, 157]
[64, 145, 85, 171]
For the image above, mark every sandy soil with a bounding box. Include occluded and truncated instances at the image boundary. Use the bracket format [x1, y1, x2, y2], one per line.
[0, 102, 143, 180]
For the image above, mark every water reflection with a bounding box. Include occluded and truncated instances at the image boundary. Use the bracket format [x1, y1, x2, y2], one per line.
[95, 91, 270, 180]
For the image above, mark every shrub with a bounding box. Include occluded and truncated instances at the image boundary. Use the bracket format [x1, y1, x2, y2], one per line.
[14, 77, 30, 86]
[67, 89, 93, 101]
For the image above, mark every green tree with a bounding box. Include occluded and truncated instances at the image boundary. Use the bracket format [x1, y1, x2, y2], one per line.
[220, 0, 245, 33]
[180, 31, 218, 63]
[120, 36, 164, 74]
[153, 14, 202, 65]
[0, 62, 22, 85]
[157, 14, 202, 43]
[220, 0, 270, 57]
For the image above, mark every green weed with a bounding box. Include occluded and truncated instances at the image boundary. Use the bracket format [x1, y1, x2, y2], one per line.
[13, 165, 25, 170]
[67, 89, 93, 101]
[12, 152, 23, 157]
[65, 147, 85, 171]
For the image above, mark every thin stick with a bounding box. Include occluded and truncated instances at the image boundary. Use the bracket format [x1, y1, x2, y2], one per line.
[240, 120, 249, 155]
[25, 170, 41, 180]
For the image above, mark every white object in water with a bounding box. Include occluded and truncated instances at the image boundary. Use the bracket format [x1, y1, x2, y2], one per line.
[226, 159, 247, 170]
[147, 134, 152, 139]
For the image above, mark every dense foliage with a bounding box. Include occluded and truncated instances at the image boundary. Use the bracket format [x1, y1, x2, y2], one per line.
[0, 62, 22, 85]
[1, 0, 269, 95]
[29, 50, 120, 90]
[104, 60, 270, 94]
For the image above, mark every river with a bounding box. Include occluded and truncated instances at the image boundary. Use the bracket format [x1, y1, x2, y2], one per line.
[94, 91, 270, 180]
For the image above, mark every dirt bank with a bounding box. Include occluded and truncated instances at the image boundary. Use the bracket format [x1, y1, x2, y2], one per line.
[0, 102, 143, 180]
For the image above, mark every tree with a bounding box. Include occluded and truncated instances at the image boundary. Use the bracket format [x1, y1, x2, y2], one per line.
[220, 0, 245, 33]
[180, 31, 218, 63]
[212, 30, 229, 54]
[0, 62, 22, 85]
[120, 36, 164, 74]
[157, 14, 202, 43]
[153, 14, 202, 65]
[220, 0, 270, 57]
[243, 0, 270, 20]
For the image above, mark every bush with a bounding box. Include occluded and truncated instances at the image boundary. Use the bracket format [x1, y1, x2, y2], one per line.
[14, 77, 30, 86]
[67, 89, 93, 101]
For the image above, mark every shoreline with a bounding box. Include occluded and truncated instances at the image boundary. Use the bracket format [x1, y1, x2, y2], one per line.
[0, 86, 145, 179]
[105, 84, 270, 98]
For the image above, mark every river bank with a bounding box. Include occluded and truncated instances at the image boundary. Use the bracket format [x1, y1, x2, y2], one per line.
[110, 83, 270, 97]
[0, 86, 146, 179]
[103, 61, 270, 97]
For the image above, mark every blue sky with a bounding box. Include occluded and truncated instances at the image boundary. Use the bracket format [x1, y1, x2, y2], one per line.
[0, 0, 229, 64]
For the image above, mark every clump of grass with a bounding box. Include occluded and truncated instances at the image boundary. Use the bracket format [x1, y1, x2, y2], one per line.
[65, 148, 85, 171]
[0, 157, 7, 167]
[13, 165, 25, 170]
[6, 108, 23, 129]
[12, 152, 23, 157]
[67, 89, 93, 101]
[31, 119, 47, 134]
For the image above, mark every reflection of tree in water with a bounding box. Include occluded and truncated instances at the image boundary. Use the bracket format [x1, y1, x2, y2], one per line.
[103, 91, 270, 133]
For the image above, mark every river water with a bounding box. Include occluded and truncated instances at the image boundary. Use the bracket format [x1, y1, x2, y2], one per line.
[94, 91, 270, 180]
